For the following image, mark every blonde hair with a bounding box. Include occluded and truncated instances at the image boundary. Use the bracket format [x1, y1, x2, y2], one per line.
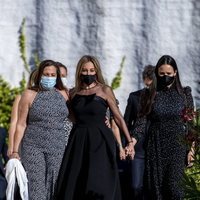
[73, 55, 105, 95]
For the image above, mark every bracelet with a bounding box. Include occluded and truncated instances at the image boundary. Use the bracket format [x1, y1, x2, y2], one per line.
[128, 140, 133, 143]
[13, 151, 19, 154]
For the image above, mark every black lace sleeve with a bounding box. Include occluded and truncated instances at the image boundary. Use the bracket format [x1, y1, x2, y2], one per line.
[130, 116, 147, 141]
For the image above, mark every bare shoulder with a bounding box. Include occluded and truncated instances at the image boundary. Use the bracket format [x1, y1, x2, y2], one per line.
[98, 85, 116, 102]
[102, 85, 115, 98]
[13, 94, 22, 105]
[15, 94, 22, 101]
[20, 89, 37, 104]
[57, 89, 69, 101]
[22, 89, 37, 97]
[101, 85, 113, 94]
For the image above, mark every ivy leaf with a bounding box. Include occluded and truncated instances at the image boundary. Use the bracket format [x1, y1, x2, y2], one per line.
[111, 56, 126, 90]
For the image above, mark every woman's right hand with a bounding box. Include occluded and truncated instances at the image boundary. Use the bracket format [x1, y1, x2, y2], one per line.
[7, 148, 13, 157]
[10, 152, 20, 160]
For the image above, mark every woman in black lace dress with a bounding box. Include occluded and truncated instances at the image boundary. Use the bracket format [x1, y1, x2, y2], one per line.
[132, 55, 194, 200]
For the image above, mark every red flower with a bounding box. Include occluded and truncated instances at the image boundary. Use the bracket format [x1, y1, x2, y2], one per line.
[181, 108, 196, 123]
[181, 108, 199, 144]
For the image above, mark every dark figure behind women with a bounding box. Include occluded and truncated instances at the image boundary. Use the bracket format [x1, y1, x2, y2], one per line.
[123, 65, 155, 200]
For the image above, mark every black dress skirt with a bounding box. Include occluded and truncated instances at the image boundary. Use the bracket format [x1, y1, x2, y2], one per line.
[55, 94, 122, 200]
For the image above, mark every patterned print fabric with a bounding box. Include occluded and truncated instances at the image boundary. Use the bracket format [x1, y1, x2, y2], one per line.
[134, 86, 194, 200]
[21, 89, 69, 200]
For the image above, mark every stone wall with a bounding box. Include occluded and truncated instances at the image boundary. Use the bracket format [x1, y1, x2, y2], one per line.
[0, 0, 200, 111]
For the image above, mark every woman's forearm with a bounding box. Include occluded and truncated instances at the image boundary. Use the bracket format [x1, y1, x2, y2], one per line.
[13, 125, 26, 152]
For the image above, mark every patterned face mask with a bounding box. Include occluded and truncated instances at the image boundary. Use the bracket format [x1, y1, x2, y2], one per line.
[40, 76, 57, 90]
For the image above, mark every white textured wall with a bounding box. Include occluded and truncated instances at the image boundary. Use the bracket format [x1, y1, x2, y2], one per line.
[0, 0, 200, 112]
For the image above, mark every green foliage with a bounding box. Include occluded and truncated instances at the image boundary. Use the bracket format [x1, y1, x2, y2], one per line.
[183, 172, 200, 199]
[184, 108, 200, 199]
[19, 18, 30, 73]
[111, 56, 126, 90]
[34, 51, 40, 68]
[19, 72, 27, 92]
[0, 76, 25, 131]
[0, 17, 39, 132]
[19, 18, 40, 71]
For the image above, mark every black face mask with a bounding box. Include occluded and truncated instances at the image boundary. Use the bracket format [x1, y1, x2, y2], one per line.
[157, 75, 175, 89]
[81, 74, 96, 85]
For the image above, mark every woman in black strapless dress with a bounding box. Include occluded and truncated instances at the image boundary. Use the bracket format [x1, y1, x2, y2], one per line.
[55, 55, 135, 200]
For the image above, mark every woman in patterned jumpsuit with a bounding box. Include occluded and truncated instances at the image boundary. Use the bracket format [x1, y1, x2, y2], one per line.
[12, 60, 69, 200]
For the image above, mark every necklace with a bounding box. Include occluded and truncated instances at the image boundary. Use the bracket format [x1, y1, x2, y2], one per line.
[83, 83, 97, 90]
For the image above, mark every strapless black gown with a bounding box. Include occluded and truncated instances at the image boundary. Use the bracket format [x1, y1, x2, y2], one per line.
[55, 94, 122, 200]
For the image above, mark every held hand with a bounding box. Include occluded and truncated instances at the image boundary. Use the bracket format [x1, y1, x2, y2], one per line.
[104, 116, 111, 128]
[10, 152, 20, 160]
[187, 150, 195, 168]
[125, 143, 135, 160]
[119, 147, 126, 160]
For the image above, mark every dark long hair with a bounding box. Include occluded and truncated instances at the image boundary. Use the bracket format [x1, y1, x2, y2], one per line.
[155, 55, 183, 94]
[139, 65, 156, 117]
[139, 55, 184, 117]
[32, 59, 64, 91]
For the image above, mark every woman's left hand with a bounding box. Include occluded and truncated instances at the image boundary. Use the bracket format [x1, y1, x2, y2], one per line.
[104, 116, 111, 128]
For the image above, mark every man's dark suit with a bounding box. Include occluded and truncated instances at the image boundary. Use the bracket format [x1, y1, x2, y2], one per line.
[124, 89, 146, 159]
[0, 127, 8, 200]
[123, 89, 147, 200]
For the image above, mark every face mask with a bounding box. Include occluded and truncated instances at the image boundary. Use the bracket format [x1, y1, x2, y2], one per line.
[40, 76, 57, 90]
[61, 77, 68, 87]
[81, 74, 96, 85]
[157, 75, 175, 89]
